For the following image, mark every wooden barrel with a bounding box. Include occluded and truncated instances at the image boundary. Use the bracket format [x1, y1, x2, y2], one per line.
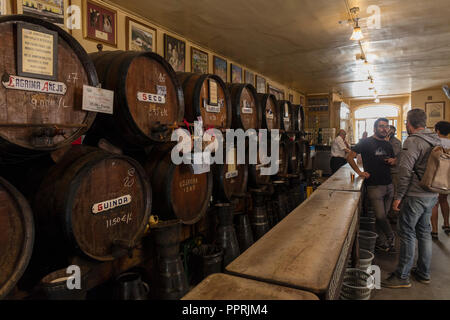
[279, 100, 293, 132]
[277, 138, 289, 176]
[33, 145, 152, 261]
[0, 15, 98, 161]
[257, 93, 280, 130]
[287, 138, 301, 175]
[248, 151, 272, 187]
[227, 84, 262, 131]
[88, 50, 184, 147]
[176, 73, 231, 129]
[144, 144, 213, 225]
[212, 146, 248, 202]
[0, 176, 34, 299]
[292, 104, 305, 132]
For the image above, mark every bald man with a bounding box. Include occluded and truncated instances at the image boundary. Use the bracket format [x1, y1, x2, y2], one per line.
[330, 129, 351, 174]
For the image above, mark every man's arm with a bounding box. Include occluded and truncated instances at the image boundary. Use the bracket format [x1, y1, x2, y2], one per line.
[347, 150, 370, 179]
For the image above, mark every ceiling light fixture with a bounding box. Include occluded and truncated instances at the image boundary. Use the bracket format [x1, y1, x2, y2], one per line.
[349, 7, 364, 41]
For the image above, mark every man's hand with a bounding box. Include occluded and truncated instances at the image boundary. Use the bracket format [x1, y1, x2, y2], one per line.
[392, 199, 401, 211]
[358, 171, 370, 179]
[385, 158, 396, 166]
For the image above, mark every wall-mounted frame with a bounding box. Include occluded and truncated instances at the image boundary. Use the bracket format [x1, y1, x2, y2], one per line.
[164, 34, 185, 72]
[191, 47, 208, 74]
[289, 94, 294, 103]
[425, 101, 445, 128]
[231, 64, 242, 83]
[0, 0, 7, 15]
[83, 0, 117, 47]
[14, 0, 68, 27]
[244, 70, 254, 86]
[213, 56, 227, 82]
[256, 75, 266, 94]
[126, 17, 156, 52]
[17, 22, 58, 80]
[268, 84, 284, 100]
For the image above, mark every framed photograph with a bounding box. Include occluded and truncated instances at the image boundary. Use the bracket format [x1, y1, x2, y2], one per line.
[213, 56, 227, 82]
[425, 102, 445, 127]
[164, 34, 185, 72]
[268, 84, 284, 101]
[191, 47, 208, 74]
[231, 64, 242, 83]
[17, 0, 65, 25]
[244, 70, 254, 86]
[126, 17, 156, 52]
[256, 75, 266, 93]
[289, 94, 294, 103]
[84, 0, 117, 47]
[0, 0, 6, 15]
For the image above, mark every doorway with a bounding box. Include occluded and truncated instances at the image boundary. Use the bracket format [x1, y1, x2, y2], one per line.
[354, 105, 400, 142]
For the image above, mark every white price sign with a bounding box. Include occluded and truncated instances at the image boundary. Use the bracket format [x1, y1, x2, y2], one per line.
[82, 85, 114, 114]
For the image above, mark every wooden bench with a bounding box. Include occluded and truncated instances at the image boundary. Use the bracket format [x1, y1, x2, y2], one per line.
[182, 273, 318, 300]
[226, 189, 360, 300]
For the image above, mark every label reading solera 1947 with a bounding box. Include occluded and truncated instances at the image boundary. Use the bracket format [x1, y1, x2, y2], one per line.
[137, 92, 166, 104]
[92, 195, 132, 214]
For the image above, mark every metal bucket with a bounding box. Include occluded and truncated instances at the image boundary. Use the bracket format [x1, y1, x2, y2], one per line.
[358, 230, 378, 253]
[359, 217, 376, 232]
[192, 244, 223, 284]
[358, 249, 375, 272]
[340, 268, 374, 300]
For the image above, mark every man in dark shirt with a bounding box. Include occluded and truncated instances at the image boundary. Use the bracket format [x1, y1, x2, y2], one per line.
[347, 118, 397, 252]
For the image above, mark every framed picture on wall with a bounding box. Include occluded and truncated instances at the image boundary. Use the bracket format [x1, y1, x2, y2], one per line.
[289, 94, 294, 103]
[0, 0, 6, 15]
[164, 34, 185, 72]
[425, 102, 445, 127]
[213, 56, 227, 82]
[268, 84, 284, 101]
[231, 64, 242, 83]
[15, 0, 65, 25]
[244, 70, 254, 86]
[83, 0, 117, 47]
[191, 47, 208, 74]
[256, 75, 266, 93]
[126, 17, 156, 52]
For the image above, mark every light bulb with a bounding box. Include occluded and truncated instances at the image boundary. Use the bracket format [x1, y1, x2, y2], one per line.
[350, 26, 364, 41]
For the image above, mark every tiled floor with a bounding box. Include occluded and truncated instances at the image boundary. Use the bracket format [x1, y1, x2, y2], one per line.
[371, 210, 450, 300]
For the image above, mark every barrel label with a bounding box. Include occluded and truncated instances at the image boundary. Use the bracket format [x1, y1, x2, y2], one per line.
[2, 75, 67, 95]
[266, 111, 274, 120]
[225, 170, 239, 179]
[206, 104, 221, 113]
[137, 92, 166, 104]
[242, 100, 253, 114]
[92, 195, 132, 214]
[156, 85, 167, 96]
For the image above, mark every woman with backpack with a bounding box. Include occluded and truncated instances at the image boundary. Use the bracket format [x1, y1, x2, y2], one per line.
[431, 121, 450, 239]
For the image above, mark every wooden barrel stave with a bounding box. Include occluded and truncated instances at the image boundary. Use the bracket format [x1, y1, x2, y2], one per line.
[144, 145, 213, 225]
[0, 15, 98, 159]
[32, 146, 152, 262]
[177, 72, 231, 129]
[87, 51, 184, 147]
[0, 176, 34, 299]
[228, 84, 261, 131]
[257, 93, 280, 130]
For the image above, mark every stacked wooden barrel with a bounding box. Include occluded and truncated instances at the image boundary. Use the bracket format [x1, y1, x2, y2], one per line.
[0, 177, 34, 299]
[86, 50, 185, 148]
[0, 15, 98, 162]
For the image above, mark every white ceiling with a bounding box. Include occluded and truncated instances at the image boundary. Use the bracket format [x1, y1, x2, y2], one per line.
[107, 0, 450, 98]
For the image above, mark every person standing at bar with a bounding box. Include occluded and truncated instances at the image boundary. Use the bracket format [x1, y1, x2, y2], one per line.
[347, 118, 396, 252]
[330, 129, 351, 174]
[382, 109, 441, 288]
[431, 121, 450, 239]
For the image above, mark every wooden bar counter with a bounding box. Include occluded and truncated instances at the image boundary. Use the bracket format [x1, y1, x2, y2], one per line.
[182, 273, 318, 300]
[225, 189, 360, 299]
[317, 164, 364, 192]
